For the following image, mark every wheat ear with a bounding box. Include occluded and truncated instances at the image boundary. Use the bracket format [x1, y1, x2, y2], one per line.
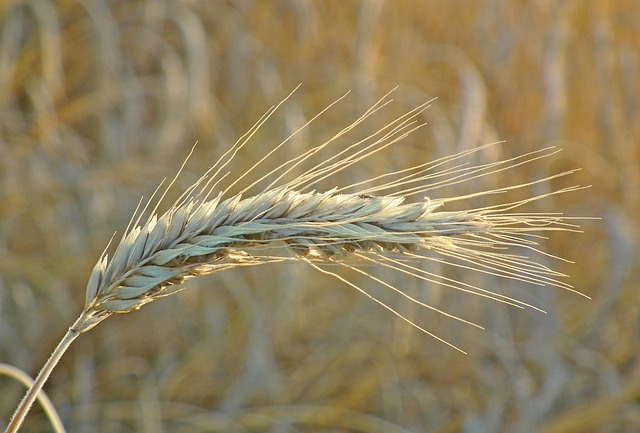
[5, 90, 587, 432]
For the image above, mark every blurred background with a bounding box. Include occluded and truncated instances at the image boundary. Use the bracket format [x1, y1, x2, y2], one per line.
[0, 1, 637, 432]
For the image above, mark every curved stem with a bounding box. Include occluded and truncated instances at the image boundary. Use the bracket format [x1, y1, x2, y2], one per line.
[0, 363, 66, 433]
[4, 321, 82, 433]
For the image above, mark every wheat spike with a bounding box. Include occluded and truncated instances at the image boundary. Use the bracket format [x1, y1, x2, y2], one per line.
[5, 90, 588, 432]
[71, 90, 586, 343]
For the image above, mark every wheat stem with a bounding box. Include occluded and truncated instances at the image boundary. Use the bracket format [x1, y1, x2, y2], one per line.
[0, 364, 66, 433]
[4, 315, 84, 433]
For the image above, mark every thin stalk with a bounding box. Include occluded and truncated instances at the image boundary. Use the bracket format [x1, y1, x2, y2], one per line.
[0, 363, 66, 433]
[4, 315, 84, 433]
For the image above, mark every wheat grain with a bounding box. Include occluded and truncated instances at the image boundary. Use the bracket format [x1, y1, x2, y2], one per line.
[5, 89, 588, 432]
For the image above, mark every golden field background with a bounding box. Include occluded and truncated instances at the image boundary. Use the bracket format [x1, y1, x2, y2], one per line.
[0, 1, 637, 432]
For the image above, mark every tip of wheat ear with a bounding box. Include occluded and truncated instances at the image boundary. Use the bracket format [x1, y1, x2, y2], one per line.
[74, 90, 587, 351]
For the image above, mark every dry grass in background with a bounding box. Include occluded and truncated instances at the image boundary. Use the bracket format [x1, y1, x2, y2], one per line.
[0, 1, 636, 432]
